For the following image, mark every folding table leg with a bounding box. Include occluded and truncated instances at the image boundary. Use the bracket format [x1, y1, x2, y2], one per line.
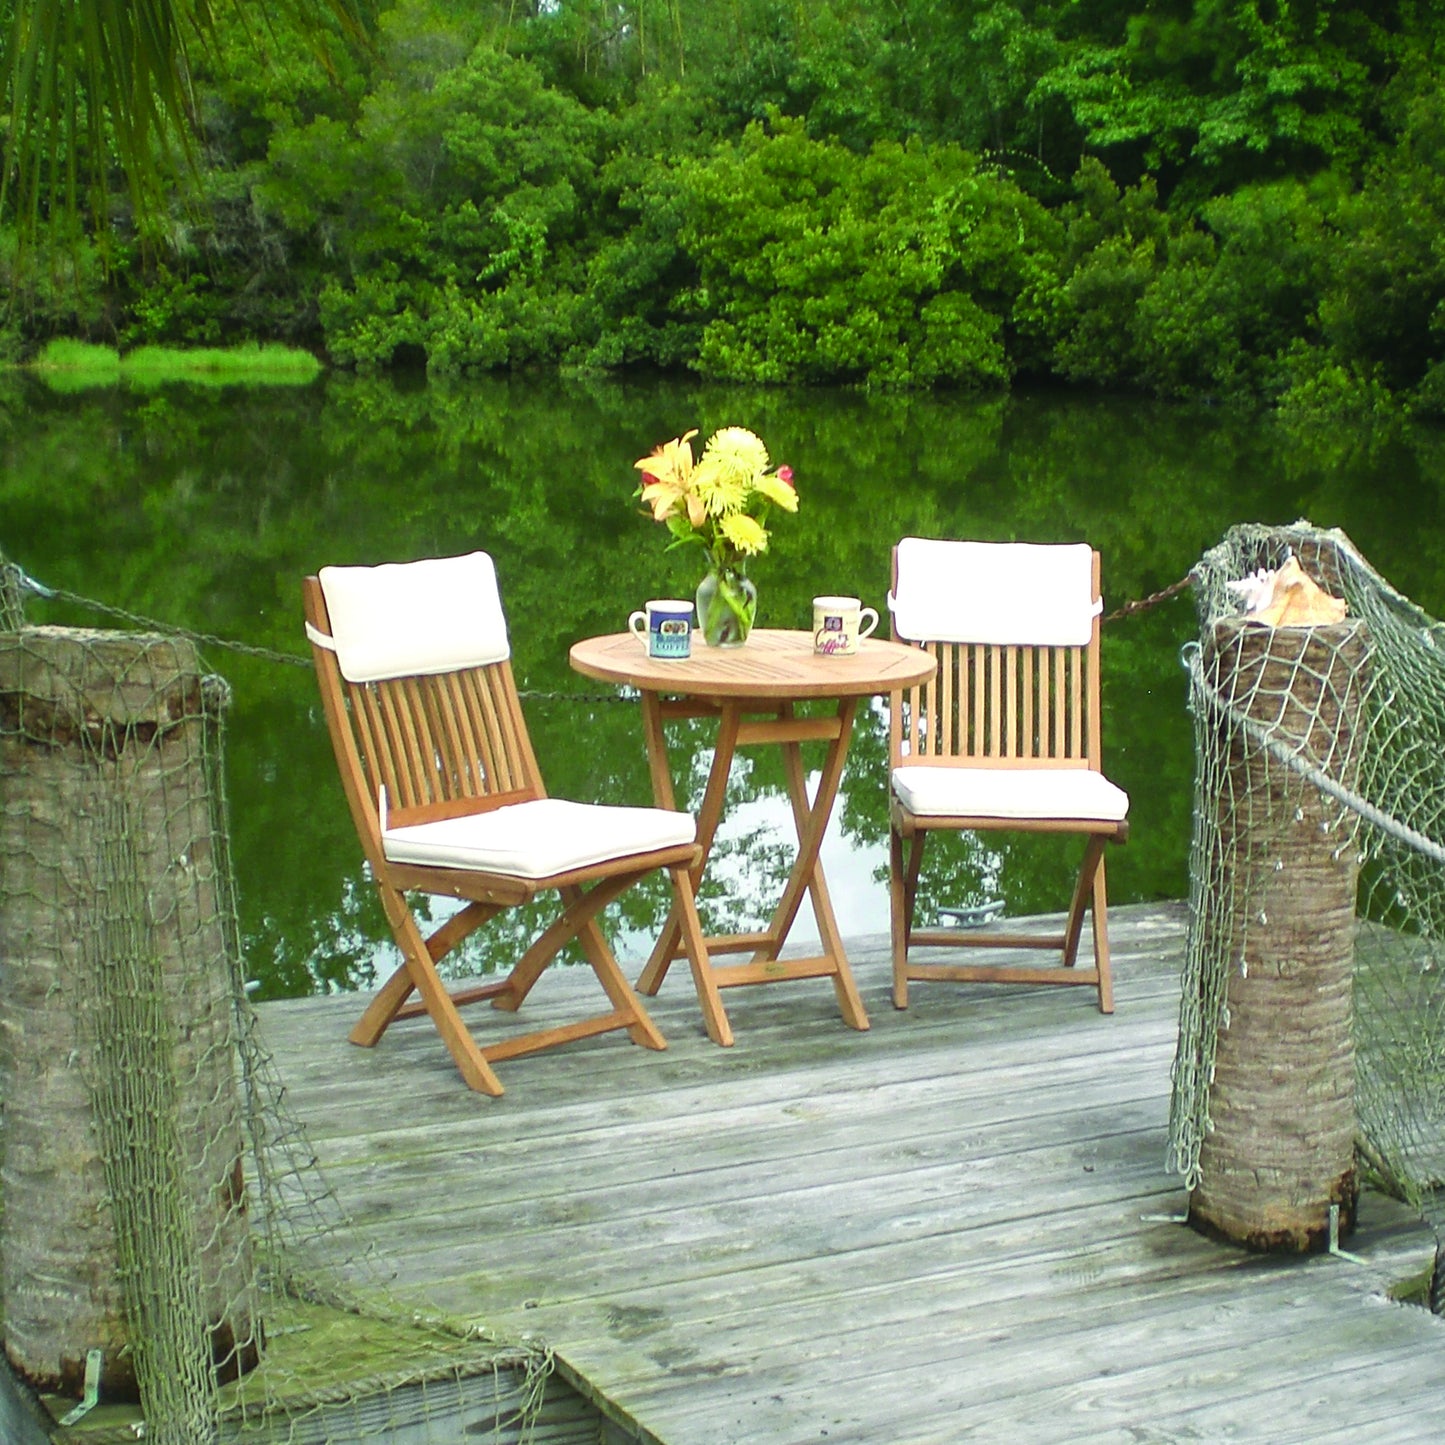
[769, 702, 868, 1030]
[637, 700, 739, 1001]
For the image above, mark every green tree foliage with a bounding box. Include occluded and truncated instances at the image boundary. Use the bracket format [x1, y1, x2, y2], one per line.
[671, 117, 1063, 388]
[5, 0, 1445, 415]
[1034, 0, 1396, 202]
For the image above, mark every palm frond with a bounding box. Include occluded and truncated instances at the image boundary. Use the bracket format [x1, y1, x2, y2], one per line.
[0, 0, 369, 245]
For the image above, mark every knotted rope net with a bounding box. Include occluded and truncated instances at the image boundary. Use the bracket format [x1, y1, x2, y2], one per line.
[0, 620, 553, 1442]
[1171, 522, 1445, 1278]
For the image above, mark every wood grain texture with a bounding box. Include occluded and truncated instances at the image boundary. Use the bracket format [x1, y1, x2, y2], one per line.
[256, 903, 1445, 1444]
[570, 630, 935, 700]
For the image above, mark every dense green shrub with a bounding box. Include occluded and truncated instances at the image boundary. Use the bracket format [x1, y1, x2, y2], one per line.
[671, 119, 1064, 389]
[4, 0, 1445, 414]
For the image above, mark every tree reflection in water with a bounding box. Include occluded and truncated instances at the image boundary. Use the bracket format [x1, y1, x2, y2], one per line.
[4, 368, 1442, 997]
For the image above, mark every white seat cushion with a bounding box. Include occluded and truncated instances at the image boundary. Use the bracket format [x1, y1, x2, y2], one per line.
[382, 797, 696, 880]
[892, 766, 1129, 823]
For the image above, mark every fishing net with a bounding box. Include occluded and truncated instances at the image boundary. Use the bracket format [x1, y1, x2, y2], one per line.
[0, 601, 559, 1442]
[1170, 522, 1445, 1278]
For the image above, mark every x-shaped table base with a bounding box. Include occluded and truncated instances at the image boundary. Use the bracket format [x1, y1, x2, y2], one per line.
[635, 692, 870, 1046]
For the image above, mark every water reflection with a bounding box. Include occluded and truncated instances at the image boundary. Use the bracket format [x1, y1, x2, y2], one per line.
[3, 369, 1442, 997]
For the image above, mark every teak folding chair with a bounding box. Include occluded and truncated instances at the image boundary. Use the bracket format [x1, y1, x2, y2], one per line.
[303, 550, 708, 1095]
[886, 538, 1130, 1013]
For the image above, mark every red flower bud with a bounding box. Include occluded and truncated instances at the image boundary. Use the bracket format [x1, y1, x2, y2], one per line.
[777, 465, 794, 486]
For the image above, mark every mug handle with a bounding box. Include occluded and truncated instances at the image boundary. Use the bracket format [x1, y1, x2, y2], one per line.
[858, 606, 880, 639]
[628, 610, 647, 642]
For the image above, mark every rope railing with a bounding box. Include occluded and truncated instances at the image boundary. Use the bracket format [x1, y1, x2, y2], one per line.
[1, 556, 1198, 700]
[1184, 640, 1445, 868]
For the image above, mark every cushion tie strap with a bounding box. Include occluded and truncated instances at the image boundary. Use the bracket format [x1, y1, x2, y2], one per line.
[888, 591, 1102, 617]
[305, 621, 338, 651]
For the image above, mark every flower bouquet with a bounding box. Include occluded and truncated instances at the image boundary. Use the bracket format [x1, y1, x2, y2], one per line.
[634, 425, 797, 647]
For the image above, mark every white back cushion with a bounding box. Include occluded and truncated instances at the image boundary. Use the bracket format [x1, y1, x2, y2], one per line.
[318, 551, 510, 682]
[888, 538, 1100, 647]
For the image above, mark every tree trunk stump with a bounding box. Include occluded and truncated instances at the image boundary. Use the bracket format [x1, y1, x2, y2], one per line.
[1189, 615, 1368, 1252]
[0, 628, 257, 1412]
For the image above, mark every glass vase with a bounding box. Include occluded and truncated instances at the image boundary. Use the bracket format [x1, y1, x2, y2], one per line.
[695, 568, 758, 648]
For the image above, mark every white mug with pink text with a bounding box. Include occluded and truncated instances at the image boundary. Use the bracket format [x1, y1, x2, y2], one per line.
[813, 595, 879, 656]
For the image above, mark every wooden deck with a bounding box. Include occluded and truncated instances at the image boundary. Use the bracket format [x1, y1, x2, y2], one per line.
[257, 902, 1445, 1444]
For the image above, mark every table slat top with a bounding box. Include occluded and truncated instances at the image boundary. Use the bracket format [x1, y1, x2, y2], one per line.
[569, 629, 935, 699]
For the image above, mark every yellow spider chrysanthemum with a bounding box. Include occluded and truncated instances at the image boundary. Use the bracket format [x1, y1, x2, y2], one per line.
[705, 426, 770, 476]
[691, 456, 749, 517]
[695, 426, 769, 516]
[718, 512, 769, 555]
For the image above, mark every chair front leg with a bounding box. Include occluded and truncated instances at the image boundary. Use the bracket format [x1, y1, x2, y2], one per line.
[891, 825, 926, 1010]
[350, 883, 424, 1044]
[355, 884, 505, 1094]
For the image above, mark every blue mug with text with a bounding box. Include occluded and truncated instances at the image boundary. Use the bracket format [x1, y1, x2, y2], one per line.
[629, 599, 694, 660]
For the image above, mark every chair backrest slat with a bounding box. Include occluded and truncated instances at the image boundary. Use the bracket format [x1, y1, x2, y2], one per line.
[1055, 650, 1066, 758]
[987, 645, 1002, 757]
[939, 641, 954, 757]
[1070, 647, 1083, 758]
[444, 671, 486, 794]
[356, 683, 405, 810]
[462, 668, 505, 791]
[489, 665, 539, 793]
[1022, 646, 1035, 757]
[888, 544, 1105, 772]
[1002, 646, 1017, 758]
[303, 572, 544, 861]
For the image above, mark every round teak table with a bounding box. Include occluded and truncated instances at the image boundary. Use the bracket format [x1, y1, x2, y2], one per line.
[570, 629, 936, 1046]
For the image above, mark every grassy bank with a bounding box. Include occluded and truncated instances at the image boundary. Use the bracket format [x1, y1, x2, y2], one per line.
[26, 340, 323, 390]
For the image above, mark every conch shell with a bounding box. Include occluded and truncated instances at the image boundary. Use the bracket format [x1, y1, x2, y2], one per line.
[1226, 555, 1348, 626]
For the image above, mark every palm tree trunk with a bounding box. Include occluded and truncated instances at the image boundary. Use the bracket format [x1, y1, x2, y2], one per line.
[1188, 616, 1368, 1252]
[0, 629, 257, 1417]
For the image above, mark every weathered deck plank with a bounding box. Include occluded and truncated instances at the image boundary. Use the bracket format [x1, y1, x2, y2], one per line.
[256, 903, 1445, 1443]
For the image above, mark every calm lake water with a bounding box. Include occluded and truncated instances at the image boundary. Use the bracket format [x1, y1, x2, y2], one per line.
[5, 369, 1444, 998]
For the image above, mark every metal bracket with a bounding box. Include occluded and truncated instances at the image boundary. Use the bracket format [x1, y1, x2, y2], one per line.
[1328, 1203, 1367, 1265]
[59, 1349, 103, 1426]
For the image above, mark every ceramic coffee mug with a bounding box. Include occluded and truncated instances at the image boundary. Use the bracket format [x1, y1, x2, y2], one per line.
[629, 599, 694, 659]
[813, 595, 879, 656]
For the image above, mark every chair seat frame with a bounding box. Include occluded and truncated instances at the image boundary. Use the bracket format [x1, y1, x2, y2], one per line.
[305, 573, 706, 1095]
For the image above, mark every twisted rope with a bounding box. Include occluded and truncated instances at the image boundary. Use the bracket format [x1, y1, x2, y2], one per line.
[1103, 572, 1195, 624]
[6, 559, 1197, 700]
[9, 568, 633, 702]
